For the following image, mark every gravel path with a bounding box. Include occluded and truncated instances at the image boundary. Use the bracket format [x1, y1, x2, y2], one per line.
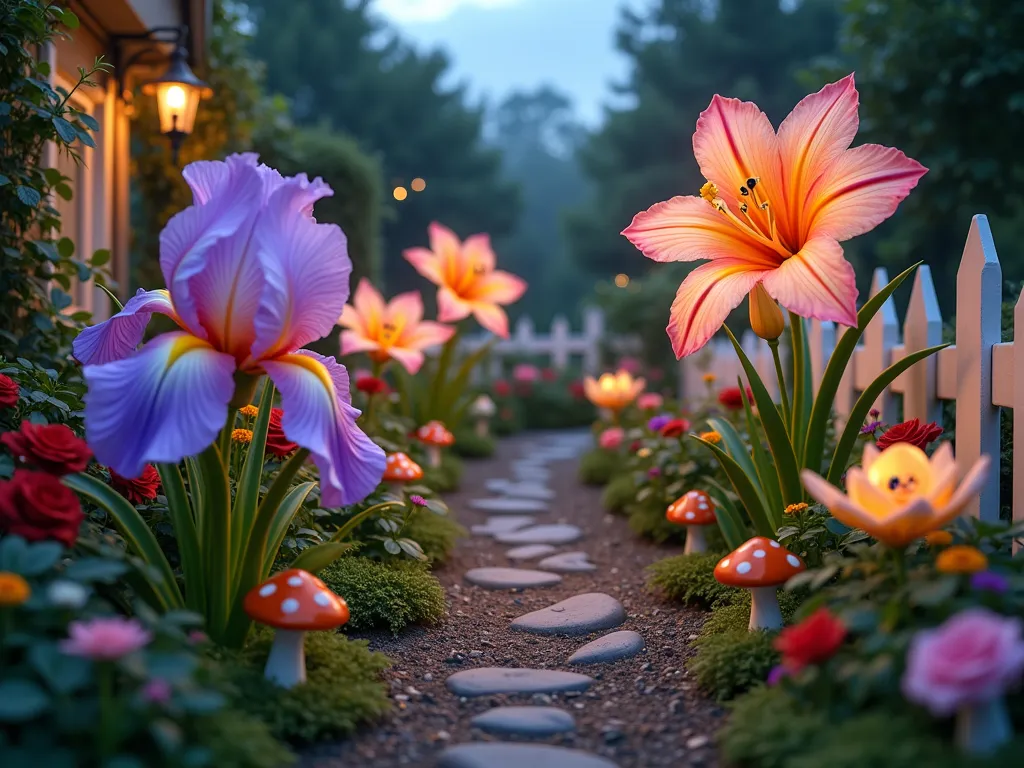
[300, 431, 724, 767]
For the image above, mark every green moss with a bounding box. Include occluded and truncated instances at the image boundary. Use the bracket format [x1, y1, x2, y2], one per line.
[223, 630, 391, 745]
[690, 628, 779, 701]
[601, 473, 636, 514]
[578, 448, 618, 486]
[647, 552, 737, 608]
[452, 429, 496, 458]
[402, 510, 466, 563]
[701, 601, 752, 636]
[199, 707, 296, 768]
[320, 557, 447, 633]
[719, 686, 827, 768]
[627, 500, 687, 543]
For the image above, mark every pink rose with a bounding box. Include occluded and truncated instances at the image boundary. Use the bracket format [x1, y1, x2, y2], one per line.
[598, 427, 624, 450]
[902, 608, 1024, 715]
[637, 393, 664, 410]
[616, 357, 641, 374]
[512, 364, 540, 383]
[60, 617, 152, 661]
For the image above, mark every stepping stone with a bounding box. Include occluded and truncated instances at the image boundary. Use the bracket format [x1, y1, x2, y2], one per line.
[506, 544, 558, 561]
[485, 479, 555, 500]
[470, 497, 549, 514]
[465, 567, 562, 590]
[568, 631, 646, 665]
[470, 706, 576, 737]
[446, 667, 593, 697]
[538, 551, 596, 573]
[496, 524, 582, 545]
[511, 593, 626, 637]
[438, 744, 618, 768]
[471, 516, 536, 536]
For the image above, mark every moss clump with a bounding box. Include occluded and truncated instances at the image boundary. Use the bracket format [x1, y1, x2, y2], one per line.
[402, 510, 466, 563]
[199, 707, 296, 768]
[601, 472, 636, 514]
[719, 685, 827, 768]
[627, 500, 687, 543]
[700, 601, 752, 636]
[452, 429, 496, 458]
[222, 630, 391, 745]
[578, 448, 618, 485]
[320, 557, 447, 633]
[647, 552, 737, 608]
[690, 628, 779, 701]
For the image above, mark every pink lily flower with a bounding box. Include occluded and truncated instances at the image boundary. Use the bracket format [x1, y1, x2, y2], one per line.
[72, 154, 385, 506]
[404, 222, 526, 338]
[622, 75, 927, 358]
[338, 279, 455, 374]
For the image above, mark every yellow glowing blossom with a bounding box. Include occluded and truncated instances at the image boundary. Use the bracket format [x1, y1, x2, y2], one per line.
[700, 430, 722, 444]
[231, 429, 254, 444]
[924, 530, 953, 547]
[802, 442, 989, 548]
[0, 572, 30, 607]
[637, 448, 652, 459]
[239, 405, 259, 418]
[583, 370, 646, 412]
[784, 502, 809, 516]
[702, 373, 717, 384]
[936, 545, 988, 574]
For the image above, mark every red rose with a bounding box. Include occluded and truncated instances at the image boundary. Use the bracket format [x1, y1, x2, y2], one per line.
[494, 380, 511, 398]
[265, 408, 298, 458]
[717, 386, 753, 410]
[541, 368, 557, 382]
[773, 608, 847, 672]
[568, 381, 585, 399]
[355, 376, 389, 396]
[109, 465, 161, 505]
[0, 469, 84, 547]
[876, 418, 944, 451]
[629, 440, 642, 453]
[1, 422, 91, 475]
[659, 418, 691, 438]
[0, 374, 19, 410]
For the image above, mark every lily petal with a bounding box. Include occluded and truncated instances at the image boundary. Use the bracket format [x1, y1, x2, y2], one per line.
[338, 304, 367, 336]
[761, 235, 858, 328]
[471, 302, 512, 339]
[437, 287, 474, 324]
[463, 234, 496, 273]
[806, 143, 927, 242]
[802, 470, 884, 533]
[667, 259, 770, 358]
[386, 347, 426, 375]
[73, 289, 180, 366]
[469, 270, 527, 305]
[352, 279, 386, 339]
[262, 351, 386, 507]
[429, 222, 466, 287]
[83, 332, 236, 478]
[386, 291, 424, 332]
[404, 247, 444, 286]
[622, 195, 780, 267]
[935, 455, 991, 527]
[339, 330, 382, 358]
[404, 320, 456, 352]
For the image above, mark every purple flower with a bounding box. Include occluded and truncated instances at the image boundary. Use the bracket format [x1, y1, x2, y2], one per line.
[971, 571, 1010, 594]
[647, 414, 672, 433]
[141, 678, 173, 705]
[647, 467, 661, 478]
[409, 494, 428, 507]
[860, 420, 882, 435]
[72, 154, 386, 507]
[766, 665, 789, 686]
[869, 409, 880, 418]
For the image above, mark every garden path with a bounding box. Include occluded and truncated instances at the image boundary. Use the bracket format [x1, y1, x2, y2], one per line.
[300, 431, 723, 767]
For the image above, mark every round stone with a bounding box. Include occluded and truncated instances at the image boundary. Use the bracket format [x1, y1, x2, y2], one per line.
[537, 551, 596, 573]
[567, 630, 646, 665]
[470, 706, 576, 736]
[496, 524, 583, 546]
[506, 544, 559, 561]
[445, 667, 594, 697]
[438, 744, 617, 768]
[511, 593, 626, 637]
[470, 497, 550, 514]
[464, 567, 562, 590]
[471, 516, 536, 536]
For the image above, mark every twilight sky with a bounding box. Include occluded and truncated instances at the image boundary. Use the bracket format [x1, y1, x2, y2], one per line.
[372, 0, 646, 126]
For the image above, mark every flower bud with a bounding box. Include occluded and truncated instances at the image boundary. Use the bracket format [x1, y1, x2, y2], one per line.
[749, 283, 784, 341]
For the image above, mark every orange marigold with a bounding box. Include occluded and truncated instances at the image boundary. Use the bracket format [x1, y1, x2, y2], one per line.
[936, 545, 988, 574]
[785, 502, 809, 516]
[699, 430, 722, 444]
[924, 530, 953, 547]
[238, 405, 259, 418]
[0, 572, 30, 607]
[231, 429, 254, 444]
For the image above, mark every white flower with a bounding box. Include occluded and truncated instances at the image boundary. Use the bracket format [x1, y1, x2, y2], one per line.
[48, 580, 89, 610]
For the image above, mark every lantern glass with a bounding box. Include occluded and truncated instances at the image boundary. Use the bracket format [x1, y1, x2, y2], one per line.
[153, 80, 202, 135]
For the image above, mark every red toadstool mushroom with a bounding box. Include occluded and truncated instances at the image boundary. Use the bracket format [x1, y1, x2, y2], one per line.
[383, 452, 423, 493]
[666, 490, 716, 555]
[416, 420, 454, 468]
[713, 537, 805, 631]
[243, 568, 350, 687]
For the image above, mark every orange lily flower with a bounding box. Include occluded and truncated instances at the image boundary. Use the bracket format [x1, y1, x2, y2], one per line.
[339, 279, 455, 374]
[622, 75, 927, 358]
[404, 222, 526, 338]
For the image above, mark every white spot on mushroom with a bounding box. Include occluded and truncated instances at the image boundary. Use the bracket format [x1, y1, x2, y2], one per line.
[259, 584, 277, 597]
[698, 502, 708, 510]
[287, 576, 303, 587]
[753, 549, 766, 558]
[736, 561, 752, 575]
[787, 554, 801, 568]
[685, 511, 695, 520]
[314, 592, 332, 607]
[770, 540, 781, 548]
[281, 598, 300, 614]
[720, 559, 730, 568]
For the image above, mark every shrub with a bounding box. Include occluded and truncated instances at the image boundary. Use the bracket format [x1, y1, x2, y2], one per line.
[401, 509, 466, 563]
[423, 453, 463, 492]
[319, 557, 447, 633]
[719, 685, 827, 768]
[199, 708, 295, 768]
[220, 630, 391, 745]
[647, 552, 736, 608]
[601, 473, 636, 514]
[690, 629, 779, 701]
[579, 448, 618, 485]
[451, 429, 496, 458]
[627, 498, 687, 543]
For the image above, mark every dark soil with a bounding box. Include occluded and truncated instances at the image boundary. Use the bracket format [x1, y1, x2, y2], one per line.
[300, 431, 724, 767]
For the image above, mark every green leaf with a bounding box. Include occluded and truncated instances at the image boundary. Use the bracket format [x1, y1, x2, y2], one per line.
[0, 174, 10, 186]
[705, 481, 749, 550]
[398, 538, 427, 560]
[438, 340, 495, 421]
[290, 541, 355, 573]
[803, 263, 920, 473]
[90, 248, 111, 266]
[15, 540, 63, 575]
[77, 112, 99, 131]
[16, 186, 41, 207]
[56, 236, 74, 259]
[262, 482, 317, 579]
[0, 680, 50, 722]
[739, 388, 785, 530]
[62, 557, 128, 582]
[694, 435, 774, 537]
[789, 314, 813, 459]
[60, 8, 81, 29]
[52, 116, 76, 143]
[157, 463, 204, 614]
[50, 288, 72, 310]
[29, 644, 91, 694]
[232, 382, 275, 579]
[196, 444, 231, 641]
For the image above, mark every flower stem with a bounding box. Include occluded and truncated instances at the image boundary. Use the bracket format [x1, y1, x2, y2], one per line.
[768, 339, 791, 431]
[97, 662, 116, 760]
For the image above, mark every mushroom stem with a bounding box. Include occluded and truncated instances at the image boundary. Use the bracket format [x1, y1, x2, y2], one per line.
[428, 444, 441, 468]
[748, 587, 783, 631]
[956, 696, 1012, 755]
[387, 481, 404, 496]
[264, 629, 307, 688]
[683, 526, 707, 555]
[475, 418, 489, 438]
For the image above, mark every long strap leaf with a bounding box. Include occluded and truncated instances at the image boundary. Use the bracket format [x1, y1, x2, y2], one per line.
[738, 389, 785, 530]
[63, 473, 183, 611]
[196, 443, 231, 641]
[826, 343, 949, 485]
[184, 456, 205, 527]
[438, 339, 495, 421]
[703, 478, 749, 550]
[156, 462, 205, 614]
[427, 331, 460, 419]
[261, 481, 316, 580]
[803, 262, 920, 474]
[789, 314, 813, 460]
[232, 381, 275, 582]
[693, 435, 775, 538]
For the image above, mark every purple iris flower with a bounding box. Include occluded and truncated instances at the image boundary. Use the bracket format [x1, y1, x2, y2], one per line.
[970, 571, 1010, 594]
[73, 154, 386, 506]
[860, 420, 882, 435]
[648, 413, 672, 433]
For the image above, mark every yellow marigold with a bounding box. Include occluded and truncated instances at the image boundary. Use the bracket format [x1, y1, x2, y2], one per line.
[0, 572, 31, 607]
[238, 405, 259, 418]
[231, 429, 254, 444]
[924, 530, 953, 547]
[785, 502, 809, 516]
[699, 430, 722, 444]
[702, 373, 717, 384]
[637, 447, 653, 459]
[936, 545, 988, 574]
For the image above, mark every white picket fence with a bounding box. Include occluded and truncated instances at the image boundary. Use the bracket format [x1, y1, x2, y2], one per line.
[679, 215, 1014, 524]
